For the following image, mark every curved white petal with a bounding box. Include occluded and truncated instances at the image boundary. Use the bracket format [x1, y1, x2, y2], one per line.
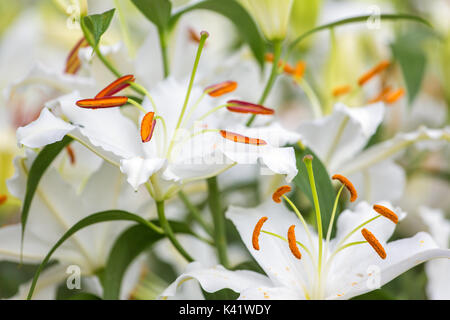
[297, 103, 385, 170]
[160, 262, 272, 299]
[17, 108, 75, 148]
[226, 201, 317, 293]
[239, 286, 304, 300]
[120, 157, 167, 190]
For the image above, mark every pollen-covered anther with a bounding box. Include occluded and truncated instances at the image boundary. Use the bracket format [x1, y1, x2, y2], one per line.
[205, 81, 237, 97]
[220, 130, 267, 145]
[361, 228, 386, 259]
[332, 174, 358, 202]
[368, 86, 392, 103]
[65, 37, 89, 75]
[384, 88, 405, 104]
[252, 217, 268, 250]
[141, 112, 156, 143]
[332, 85, 352, 97]
[66, 145, 76, 165]
[0, 194, 7, 205]
[358, 60, 391, 86]
[293, 61, 306, 79]
[272, 185, 292, 203]
[287, 225, 302, 259]
[226, 100, 274, 115]
[188, 27, 201, 43]
[373, 204, 399, 224]
[76, 96, 129, 109]
[95, 75, 135, 98]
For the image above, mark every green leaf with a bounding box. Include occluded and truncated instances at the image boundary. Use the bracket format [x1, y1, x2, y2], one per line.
[82, 9, 115, 49]
[26, 210, 163, 300]
[103, 221, 194, 300]
[290, 14, 431, 51]
[293, 147, 337, 235]
[202, 288, 239, 300]
[170, 0, 266, 68]
[131, 0, 172, 30]
[67, 293, 102, 300]
[351, 289, 395, 300]
[20, 136, 73, 258]
[391, 31, 427, 104]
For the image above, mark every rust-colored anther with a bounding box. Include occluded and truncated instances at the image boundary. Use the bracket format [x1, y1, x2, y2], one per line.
[265, 53, 275, 62]
[368, 86, 392, 103]
[361, 228, 386, 259]
[95, 75, 135, 98]
[226, 100, 274, 115]
[287, 225, 302, 259]
[384, 88, 405, 104]
[65, 38, 89, 75]
[332, 174, 358, 202]
[358, 60, 391, 86]
[219, 130, 267, 145]
[373, 204, 399, 224]
[76, 96, 129, 109]
[252, 217, 268, 250]
[281, 62, 295, 75]
[66, 145, 76, 165]
[141, 112, 156, 143]
[205, 81, 238, 97]
[294, 61, 306, 79]
[272, 185, 292, 203]
[188, 27, 201, 43]
[0, 195, 7, 205]
[332, 85, 352, 97]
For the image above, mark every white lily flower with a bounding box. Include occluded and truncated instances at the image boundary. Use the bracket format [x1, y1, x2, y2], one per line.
[16, 74, 299, 198]
[297, 102, 450, 203]
[163, 198, 450, 300]
[0, 152, 150, 299]
[420, 207, 450, 300]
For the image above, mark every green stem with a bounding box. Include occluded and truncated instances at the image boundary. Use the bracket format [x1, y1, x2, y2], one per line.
[178, 190, 214, 237]
[207, 177, 229, 268]
[158, 28, 170, 78]
[246, 40, 283, 127]
[156, 200, 193, 262]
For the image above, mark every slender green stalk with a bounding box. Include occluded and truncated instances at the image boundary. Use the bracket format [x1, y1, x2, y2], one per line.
[326, 185, 344, 245]
[114, 0, 135, 58]
[207, 177, 229, 268]
[156, 200, 193, 262]
[246, 40, 283, 127]
[178, 190, 214, 237]
[166, 31, 209, 158]
[158, 28, 170, 78]
[303, 156, 323, 275]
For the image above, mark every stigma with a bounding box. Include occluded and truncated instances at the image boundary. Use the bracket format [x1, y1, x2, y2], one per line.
[220, 130, 267, 145]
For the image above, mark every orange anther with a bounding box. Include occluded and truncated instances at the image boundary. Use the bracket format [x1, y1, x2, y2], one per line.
[272, 185, 292, 203]
[141, 112, 156, 143]
[219, 130, 267, 145]
[332, 174, 358, 202]
[252, 217, 268, 250]
[358, 60, 391, 86]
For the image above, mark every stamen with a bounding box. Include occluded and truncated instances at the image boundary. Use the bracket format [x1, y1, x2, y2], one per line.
[361, 228, 386, 259]
[264, 53, 275, 62]
[252, 217, 268, 250]
[332, 174, 357, 202]
[65, 38, 89, 75]
[141, 112, 156, 143]
[368, 86, 392, 103]
[188, 27, 201, 44]
[76, 96, 129, 109]
[205, 81, 238, 97]
[384, 88, 405, 104]
[272, 185, 292, 203]
[287, 225, 302, 259]
[219, 130, 267, 145]
[0, 194, 7, 205]
[294, 61, 306, 80]
[358, 60, 390, 86]
[66, 145, 76, 165]
[373, 204, 398, 224]
[332, 85, 352, 97]
[226, 100, 274, 115]
[95, 75, 135, 98]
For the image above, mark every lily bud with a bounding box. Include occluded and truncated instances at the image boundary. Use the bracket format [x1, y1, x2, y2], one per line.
[240, 0, 293, 41]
